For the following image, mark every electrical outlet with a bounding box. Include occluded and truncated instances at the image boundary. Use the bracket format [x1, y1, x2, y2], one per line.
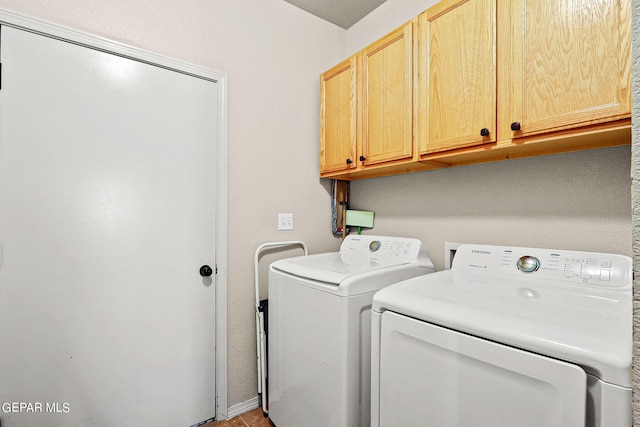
[278, 213, 294, 231]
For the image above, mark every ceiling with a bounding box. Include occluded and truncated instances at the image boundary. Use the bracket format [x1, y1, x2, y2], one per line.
[283, 0, 388, 29]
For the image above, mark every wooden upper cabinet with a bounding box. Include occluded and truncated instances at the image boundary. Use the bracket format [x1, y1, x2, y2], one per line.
[318, 0, 631, 180]
[498, 0, 631, 140]
[320, 56, 358, 174]
[419, 0, 497, 155]
[361, 22, 414, 166]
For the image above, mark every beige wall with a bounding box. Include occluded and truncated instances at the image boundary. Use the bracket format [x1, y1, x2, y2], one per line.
[351, 147, 631, 269]
[347, 0, 437, 55]
[0, 0, 346, 408]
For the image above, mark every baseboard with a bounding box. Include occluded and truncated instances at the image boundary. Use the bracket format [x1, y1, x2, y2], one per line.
[226, 396, 260, 420]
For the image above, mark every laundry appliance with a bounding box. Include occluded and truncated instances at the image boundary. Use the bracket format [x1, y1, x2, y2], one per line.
[371, 244, 632, 427]
[268, 235, 434, 427]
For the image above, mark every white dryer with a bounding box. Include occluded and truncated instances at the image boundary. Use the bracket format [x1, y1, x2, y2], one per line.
[268, 235, 435, 427]
[371, 244, 632, 427]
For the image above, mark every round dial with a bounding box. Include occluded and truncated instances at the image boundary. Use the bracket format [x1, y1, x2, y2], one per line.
[369, 241, 381, 252]
[517, 256, 540, 273]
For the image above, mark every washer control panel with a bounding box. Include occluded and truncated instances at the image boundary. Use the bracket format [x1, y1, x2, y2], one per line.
[453, 244, 632, 288]
[340, 235, 423, 260]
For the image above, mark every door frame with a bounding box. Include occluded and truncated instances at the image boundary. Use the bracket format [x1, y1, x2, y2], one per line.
[0, 8, 229, 420]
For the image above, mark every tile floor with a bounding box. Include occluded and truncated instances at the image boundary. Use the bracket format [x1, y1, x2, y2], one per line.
[205, 407, 272, 427]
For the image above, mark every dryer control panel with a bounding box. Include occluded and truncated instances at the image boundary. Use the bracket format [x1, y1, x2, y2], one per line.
[452, 244, 632, 289]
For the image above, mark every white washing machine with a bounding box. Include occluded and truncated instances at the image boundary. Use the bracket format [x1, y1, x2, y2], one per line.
[371, 244, 632, 427]
[268, 235, 435, 427]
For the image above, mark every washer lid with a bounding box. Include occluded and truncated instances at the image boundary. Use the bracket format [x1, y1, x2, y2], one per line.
[372, 269, 632, 387]
[271, 252, 409, 285]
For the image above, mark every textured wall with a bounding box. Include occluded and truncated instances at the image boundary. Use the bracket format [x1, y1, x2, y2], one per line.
[351, 147, 631, 269]
[632, 0, 640, 424]
[346, 0, 437, 55]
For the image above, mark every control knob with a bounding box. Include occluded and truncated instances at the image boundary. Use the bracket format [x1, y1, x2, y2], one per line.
[517, 256, 540, 273]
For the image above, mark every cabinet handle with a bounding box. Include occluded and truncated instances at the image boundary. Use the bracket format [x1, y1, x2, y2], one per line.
[480, 128, 490, 137]
[510, 122, 521, 131]
[346, 158, 353, 165]
[359, 156, 366, 161]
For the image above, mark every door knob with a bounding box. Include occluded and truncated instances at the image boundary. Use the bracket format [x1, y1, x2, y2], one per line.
[199, 265, 213, 277]
[480, 128, 490, 137]
[346, 158, 353, 165]
[359, 155, 366, 161]
[510, 122, 521, 131]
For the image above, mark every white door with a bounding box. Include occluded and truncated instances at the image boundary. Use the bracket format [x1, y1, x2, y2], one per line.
[0, 26, 218, 426]
[377, 311, 587, 427]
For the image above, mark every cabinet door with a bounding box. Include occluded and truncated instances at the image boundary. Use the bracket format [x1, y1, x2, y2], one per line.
[361, 22, 413, 166]
[419, 0, 496, 155]
[499, 0, 631, 140]
[320, 56, 358, 174]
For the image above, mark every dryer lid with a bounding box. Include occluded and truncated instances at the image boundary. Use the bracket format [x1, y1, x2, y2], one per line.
[372, 244, 633, 387]
[271, 252, 409, 285]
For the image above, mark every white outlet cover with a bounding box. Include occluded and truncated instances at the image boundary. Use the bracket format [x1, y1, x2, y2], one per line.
[278, 213, 294, 231]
